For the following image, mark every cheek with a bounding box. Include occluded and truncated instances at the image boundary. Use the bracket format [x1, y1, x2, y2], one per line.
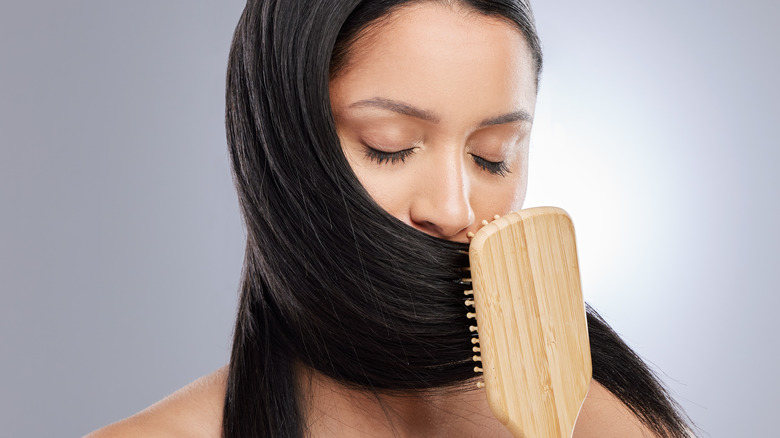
[510, 156, 530, 209]
[343, 149, 416, 221]
[470, 154, 529, 217]
[471, 178, 525, 218]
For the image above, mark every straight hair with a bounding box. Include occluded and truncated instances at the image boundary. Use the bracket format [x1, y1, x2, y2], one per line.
[222, 1, 695, 436]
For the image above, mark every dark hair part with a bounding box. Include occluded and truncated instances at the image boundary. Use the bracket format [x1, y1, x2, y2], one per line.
[222, 0, 694, 437]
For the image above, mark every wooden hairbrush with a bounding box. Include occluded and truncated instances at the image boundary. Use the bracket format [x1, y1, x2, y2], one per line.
[465, 207, 592, 438]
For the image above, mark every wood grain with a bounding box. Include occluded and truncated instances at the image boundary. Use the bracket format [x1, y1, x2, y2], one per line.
[469, 207, 592, 438]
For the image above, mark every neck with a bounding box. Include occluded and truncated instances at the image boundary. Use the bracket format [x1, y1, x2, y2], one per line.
[296, 364, 513, 438]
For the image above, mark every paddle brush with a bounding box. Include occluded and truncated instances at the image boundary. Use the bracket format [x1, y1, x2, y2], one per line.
[465, 207, 592, 438]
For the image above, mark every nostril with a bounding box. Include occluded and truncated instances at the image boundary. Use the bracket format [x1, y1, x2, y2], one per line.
[408, 174, 474, 240]
[417, 217, 472, 241]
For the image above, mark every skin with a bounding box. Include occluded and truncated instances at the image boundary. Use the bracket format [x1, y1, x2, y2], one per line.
[330, 4, 533, 241]
[86, 3, 657, 437]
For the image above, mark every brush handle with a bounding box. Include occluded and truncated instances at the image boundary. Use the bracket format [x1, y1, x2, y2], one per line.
[469, 207, 592, 438]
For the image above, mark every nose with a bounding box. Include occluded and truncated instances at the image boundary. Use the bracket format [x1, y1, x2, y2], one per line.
[409, 153, 475, 240]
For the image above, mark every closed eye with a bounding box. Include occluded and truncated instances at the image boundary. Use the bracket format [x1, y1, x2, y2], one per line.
[362, 143, 510, 176]
[471, 154, 510, 176]
[363, 145, 416, 165]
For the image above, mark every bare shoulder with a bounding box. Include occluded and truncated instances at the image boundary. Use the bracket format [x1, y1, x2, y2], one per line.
[574, 380, 657, 437]
[84, 366, 228, 438]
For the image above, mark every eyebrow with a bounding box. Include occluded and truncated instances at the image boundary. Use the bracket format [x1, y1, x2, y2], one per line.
[348, 97, 533, 127]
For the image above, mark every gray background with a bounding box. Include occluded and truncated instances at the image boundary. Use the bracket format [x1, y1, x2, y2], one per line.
[0, 1, 777, 436]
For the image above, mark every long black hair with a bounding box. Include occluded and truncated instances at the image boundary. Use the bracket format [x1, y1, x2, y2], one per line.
[222, 1, 694, 436]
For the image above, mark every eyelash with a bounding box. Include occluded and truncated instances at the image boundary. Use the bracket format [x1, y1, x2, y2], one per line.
[362, 145, 511, 177]
[471, 154, 511, 177]
[363, 146, 416, 165]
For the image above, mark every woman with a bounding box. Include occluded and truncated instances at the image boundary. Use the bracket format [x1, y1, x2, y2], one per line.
[88, 0, 694, 436]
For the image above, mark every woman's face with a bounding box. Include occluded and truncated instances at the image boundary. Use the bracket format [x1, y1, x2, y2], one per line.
[330, 3, 537, 243]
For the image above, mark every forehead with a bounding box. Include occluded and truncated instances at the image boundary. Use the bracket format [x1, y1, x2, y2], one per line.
[330, 3, 537, 124]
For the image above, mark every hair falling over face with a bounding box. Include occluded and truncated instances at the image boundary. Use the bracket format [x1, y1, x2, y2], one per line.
[221, 1, 696, 437]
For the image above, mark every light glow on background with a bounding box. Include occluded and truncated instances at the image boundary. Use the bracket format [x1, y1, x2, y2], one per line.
[0, 1, 777, 436]
[526, 2, 780, 436]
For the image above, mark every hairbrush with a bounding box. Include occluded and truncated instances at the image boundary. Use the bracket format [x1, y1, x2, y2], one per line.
[465, 207, 592, 437]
